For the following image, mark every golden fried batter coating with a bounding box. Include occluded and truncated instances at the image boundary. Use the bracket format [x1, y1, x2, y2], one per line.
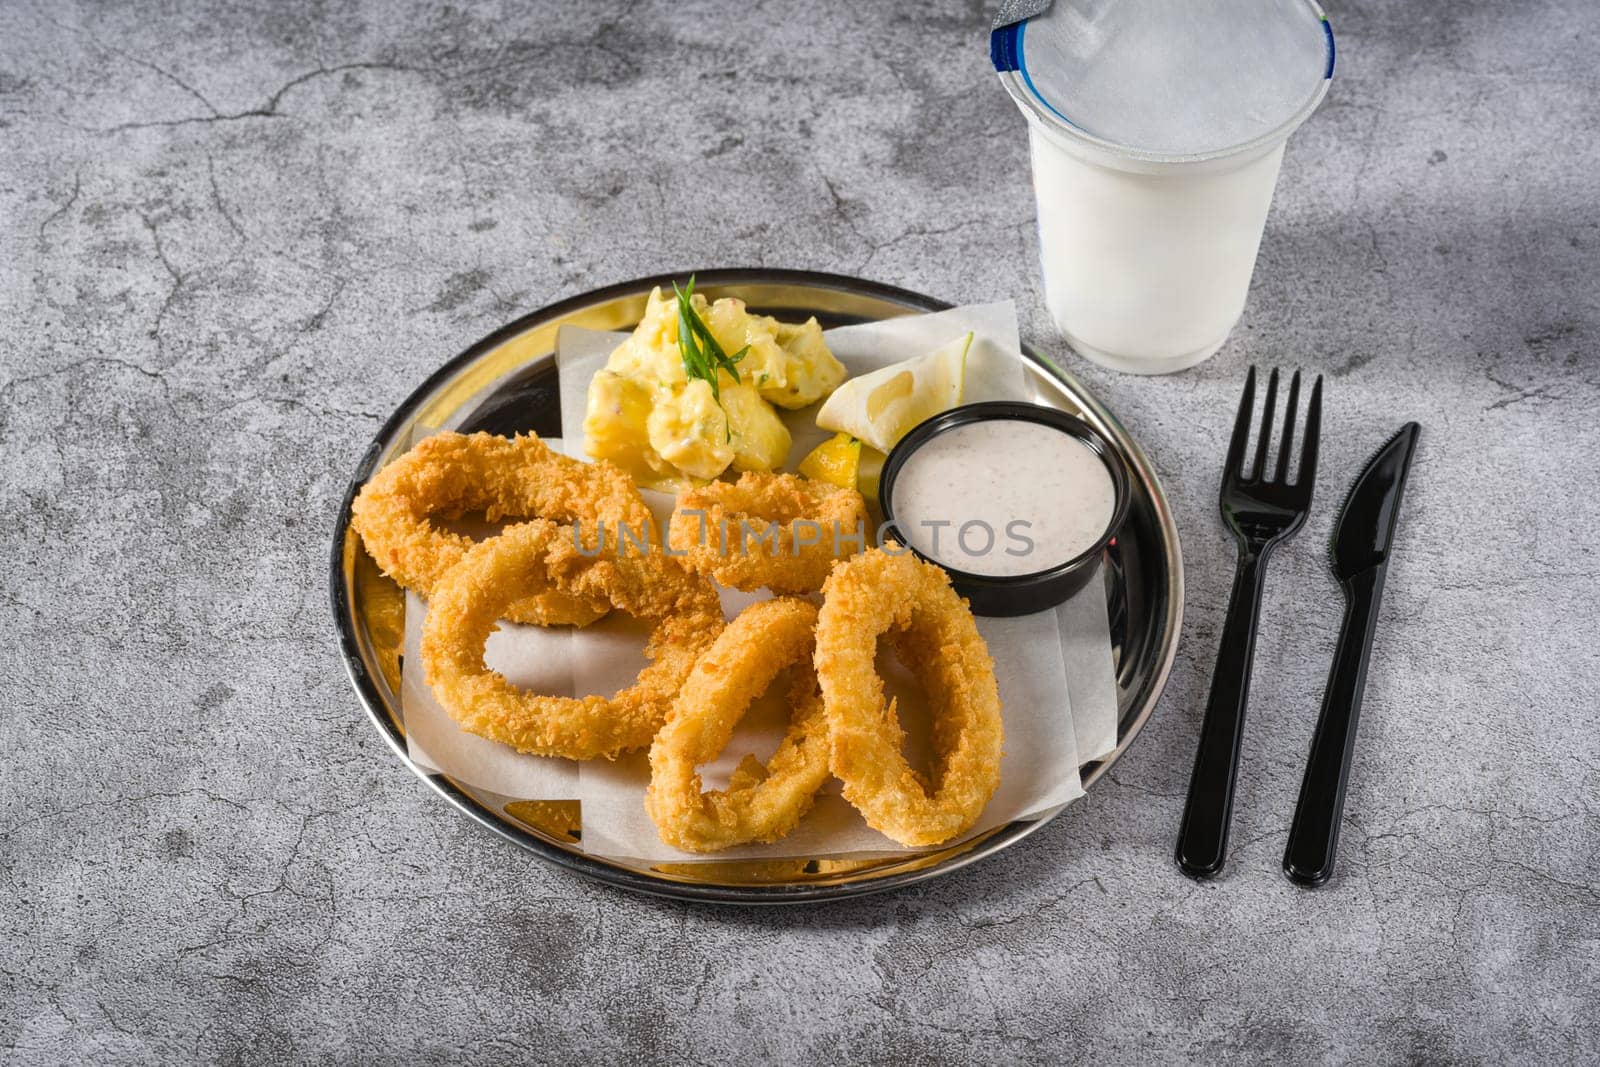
[352, 431, 653, 626]
[421, 521, 723, 760]
[813, 547, 1003, 847]
[668, 471, 867, 594]
[646, 598, 832, 852]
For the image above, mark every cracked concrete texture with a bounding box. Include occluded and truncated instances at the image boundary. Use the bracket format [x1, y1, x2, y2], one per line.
[1, 0, 1596, 1061]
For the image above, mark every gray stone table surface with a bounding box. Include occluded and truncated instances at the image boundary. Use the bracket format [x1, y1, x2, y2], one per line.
[3, 0, 1596, 1062]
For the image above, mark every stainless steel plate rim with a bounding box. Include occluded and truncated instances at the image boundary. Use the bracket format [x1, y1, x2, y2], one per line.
[330, 268, 1184, 904]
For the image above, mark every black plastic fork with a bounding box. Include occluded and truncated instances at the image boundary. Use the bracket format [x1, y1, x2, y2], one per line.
[1176, 367, 1323, 879]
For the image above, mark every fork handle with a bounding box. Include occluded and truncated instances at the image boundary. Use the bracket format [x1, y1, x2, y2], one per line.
[1283, 566, 1386, 887]
[1175, 544, 1271, 878]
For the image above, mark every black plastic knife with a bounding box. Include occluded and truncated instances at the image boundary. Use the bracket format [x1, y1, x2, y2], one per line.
[1283, 421, 1421, 887]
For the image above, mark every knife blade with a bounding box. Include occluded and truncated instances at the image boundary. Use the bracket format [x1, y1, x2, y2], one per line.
[1330, 422, 1422, 583]
[1284, 421, 1421, 887]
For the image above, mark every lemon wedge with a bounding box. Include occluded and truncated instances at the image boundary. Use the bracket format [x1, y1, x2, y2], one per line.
[814, 332, 971, 453]
[797, 432, 862, 489]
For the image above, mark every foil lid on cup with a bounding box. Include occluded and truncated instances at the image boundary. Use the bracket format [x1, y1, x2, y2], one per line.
[992, 0, 1335, 164]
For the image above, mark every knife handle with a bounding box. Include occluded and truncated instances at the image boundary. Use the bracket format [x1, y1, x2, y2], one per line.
[1175, 544, 1271, 878]
[1283, 567, 1387, 887]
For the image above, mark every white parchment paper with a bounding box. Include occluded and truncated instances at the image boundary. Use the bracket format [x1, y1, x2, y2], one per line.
[397, 302, 1119, 862]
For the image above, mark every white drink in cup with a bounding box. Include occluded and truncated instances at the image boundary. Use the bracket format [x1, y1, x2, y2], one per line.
[992, 0, 1335, 374]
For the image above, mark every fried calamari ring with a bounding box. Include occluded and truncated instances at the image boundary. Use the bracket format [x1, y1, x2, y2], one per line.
[352, 431, 654, 626]
[668, 471, 867, 594]
[646, 598, 832, 852]
[421, 520, 724, 760]
[814, 546, 1003, 847]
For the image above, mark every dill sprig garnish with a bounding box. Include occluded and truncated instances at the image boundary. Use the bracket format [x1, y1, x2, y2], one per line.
[673, 275, 748, 406]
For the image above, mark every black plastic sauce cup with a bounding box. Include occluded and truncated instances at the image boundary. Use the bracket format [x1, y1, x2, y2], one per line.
[878, 401, 1131, 617]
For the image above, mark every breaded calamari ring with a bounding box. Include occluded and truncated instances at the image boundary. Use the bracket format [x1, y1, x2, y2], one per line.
[352, 431, 654, 626]
[421, 520, 724, 760]
[646, 598, 832, 852]
[668, 471, 867, 594]
[813, 546, 1003, 847]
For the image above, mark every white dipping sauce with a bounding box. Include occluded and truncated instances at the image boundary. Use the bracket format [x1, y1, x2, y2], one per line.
[889, 419, 1116, 578]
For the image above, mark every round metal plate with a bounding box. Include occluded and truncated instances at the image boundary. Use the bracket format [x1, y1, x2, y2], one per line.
[330, 269, 1184, 903]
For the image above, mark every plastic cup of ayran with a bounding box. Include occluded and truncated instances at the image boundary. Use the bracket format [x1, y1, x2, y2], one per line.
[992, 0, 1335, 375]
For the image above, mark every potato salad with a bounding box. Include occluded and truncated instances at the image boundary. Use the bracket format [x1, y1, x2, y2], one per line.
[583, 284, 846, 487]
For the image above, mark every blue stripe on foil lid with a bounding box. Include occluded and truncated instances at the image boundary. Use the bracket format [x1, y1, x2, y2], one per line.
[1322, 18, 1337, 78]
[989, 23, 1023, 72]
[1014, 20, 1083, 131]
[990, 0, 1050, 72]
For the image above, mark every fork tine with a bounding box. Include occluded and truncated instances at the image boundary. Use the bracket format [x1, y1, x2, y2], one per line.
[1274, 370, 1302, 482]
[1224, 366, 1257, 479]
[1252, 368, 1280, 480]
[1297, 374, 1324, 487]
